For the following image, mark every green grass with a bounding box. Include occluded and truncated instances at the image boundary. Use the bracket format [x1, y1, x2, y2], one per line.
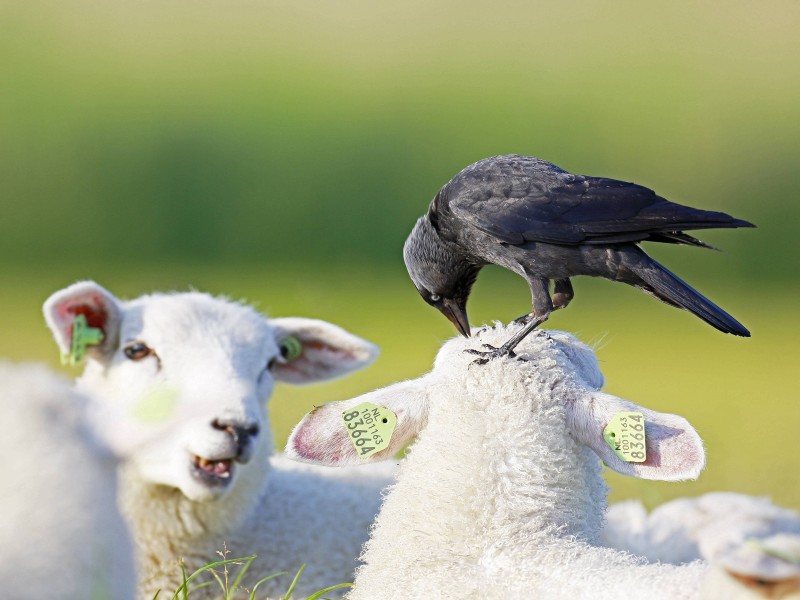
[157, 550, 352, 599]
[4, 262, 798, 509]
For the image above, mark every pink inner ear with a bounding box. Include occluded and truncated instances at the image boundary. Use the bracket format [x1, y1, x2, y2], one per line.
[57, 296, 109, 338]
[634, 420, 704, 480]
[642, 445, 662, 468]
[291, 420, 353, 465]
[304, 339, 356, 360]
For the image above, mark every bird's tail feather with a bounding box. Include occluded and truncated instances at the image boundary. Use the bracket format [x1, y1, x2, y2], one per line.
[631, 259, 751, 337]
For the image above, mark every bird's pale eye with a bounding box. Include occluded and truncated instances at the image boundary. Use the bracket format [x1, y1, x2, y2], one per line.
[430, 294, 441, 302]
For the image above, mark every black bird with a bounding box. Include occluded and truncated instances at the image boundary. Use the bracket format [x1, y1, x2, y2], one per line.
[403, 155, 754, 362]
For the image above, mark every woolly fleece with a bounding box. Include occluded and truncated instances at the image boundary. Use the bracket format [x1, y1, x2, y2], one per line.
[289, 324, 709, 600]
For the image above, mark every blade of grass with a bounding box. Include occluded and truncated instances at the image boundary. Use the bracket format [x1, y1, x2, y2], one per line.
[282, 565, 306, 600]
[180, 559, 188, 600]
[305, 582, 354, 600]
[207, 567, 226, 592]
[229, 554, 258, 595]
[249, 571, 290, 600]
[171, 555, 257, 599]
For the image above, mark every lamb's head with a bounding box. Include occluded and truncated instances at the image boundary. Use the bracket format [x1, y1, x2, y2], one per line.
[44, 281, 378, 502]
[432, 325, 605, 389]
[287, 323, 704, 485]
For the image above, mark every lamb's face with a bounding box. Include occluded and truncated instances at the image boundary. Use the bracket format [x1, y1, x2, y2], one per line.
[45, 281, 379, 503]
[79, 293, 277, 501]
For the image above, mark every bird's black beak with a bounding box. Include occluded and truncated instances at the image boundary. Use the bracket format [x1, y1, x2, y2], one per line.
[440, 298, 471, 338]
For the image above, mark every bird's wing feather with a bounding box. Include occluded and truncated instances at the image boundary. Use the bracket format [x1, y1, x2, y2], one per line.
[443, 158, 751, 246]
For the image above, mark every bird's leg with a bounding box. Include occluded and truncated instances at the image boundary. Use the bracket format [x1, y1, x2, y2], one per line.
[552, 278, 574, 310]
[516, 279, 571, 323]
[466, 277, 552, 364]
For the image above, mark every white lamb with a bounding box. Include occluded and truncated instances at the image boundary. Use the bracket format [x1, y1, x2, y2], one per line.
[288, 323, 714, 599]
[0, 361, 135, 600]
[43, 281, 396, 598]
[603, 492, 800, 565]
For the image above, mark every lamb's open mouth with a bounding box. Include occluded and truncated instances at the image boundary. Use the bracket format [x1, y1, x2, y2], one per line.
[190, 454, 235, 486]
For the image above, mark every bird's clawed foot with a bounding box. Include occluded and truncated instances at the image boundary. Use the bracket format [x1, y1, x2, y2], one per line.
[465, 343, 518, 365]
[513, 313, 534, 325]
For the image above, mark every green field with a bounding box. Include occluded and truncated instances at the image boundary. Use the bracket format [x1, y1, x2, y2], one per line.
[1, 0, 798, 517]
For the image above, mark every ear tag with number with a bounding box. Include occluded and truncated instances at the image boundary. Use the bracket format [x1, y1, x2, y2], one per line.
[341, 402, 397, 460]
[61, 314, 104, 367]
[603, 411, 647, 463]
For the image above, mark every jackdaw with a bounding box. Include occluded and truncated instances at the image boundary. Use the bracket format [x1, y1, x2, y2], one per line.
[403, 154, 754, 362]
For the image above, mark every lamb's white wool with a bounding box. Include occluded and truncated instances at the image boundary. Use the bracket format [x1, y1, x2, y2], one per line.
[603, 493, 800, 565]
[0, 361, 134, 600]
[43, 281, 394, 598]
[702, 533, 800, 599]
[288, 324, 710, 600]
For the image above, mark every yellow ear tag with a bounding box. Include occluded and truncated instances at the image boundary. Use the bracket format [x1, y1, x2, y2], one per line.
[603, 412, 647, 463]
[61, 314, 104, 367]
[341, 402, 397, 460]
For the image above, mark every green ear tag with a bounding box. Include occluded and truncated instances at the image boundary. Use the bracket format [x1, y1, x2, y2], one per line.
[61, 314, 104, 367]
[603, 412, 647, 463]
[280, 336, 303, 362]
[341, 402, 397, 460]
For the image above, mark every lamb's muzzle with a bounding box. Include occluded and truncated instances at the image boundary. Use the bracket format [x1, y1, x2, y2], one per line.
[211, 418, 260, 463]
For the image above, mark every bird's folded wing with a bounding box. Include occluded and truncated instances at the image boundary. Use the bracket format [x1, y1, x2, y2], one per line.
[448, 175, 752, 246]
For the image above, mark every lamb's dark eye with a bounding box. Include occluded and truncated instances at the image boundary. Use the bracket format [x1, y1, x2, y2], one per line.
[124, 342, 153, 361]
[430, 294, 441, 302]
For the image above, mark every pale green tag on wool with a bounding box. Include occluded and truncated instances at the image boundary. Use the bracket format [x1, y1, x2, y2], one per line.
[61, 314, 104, 367]
[133, 387, 179, 423]
[603, 412, 647, 463]
[746, 539, 800, 565]
[341, 402, 397, 460]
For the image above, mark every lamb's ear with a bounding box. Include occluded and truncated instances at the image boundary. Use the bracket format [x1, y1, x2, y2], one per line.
[286, 376, 431, 467]
[268, 317, 379, 384]
[568, 391, 705, 481]
[43, 281, 122, 363]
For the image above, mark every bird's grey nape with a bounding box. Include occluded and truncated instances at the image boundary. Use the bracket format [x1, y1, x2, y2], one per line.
[403, 216, 459, 295]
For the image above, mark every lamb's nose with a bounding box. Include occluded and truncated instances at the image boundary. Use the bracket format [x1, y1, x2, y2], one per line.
[211, 419, 260, 463]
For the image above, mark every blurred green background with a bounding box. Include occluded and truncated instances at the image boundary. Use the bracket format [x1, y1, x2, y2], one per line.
[2, 1, 798, 509]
